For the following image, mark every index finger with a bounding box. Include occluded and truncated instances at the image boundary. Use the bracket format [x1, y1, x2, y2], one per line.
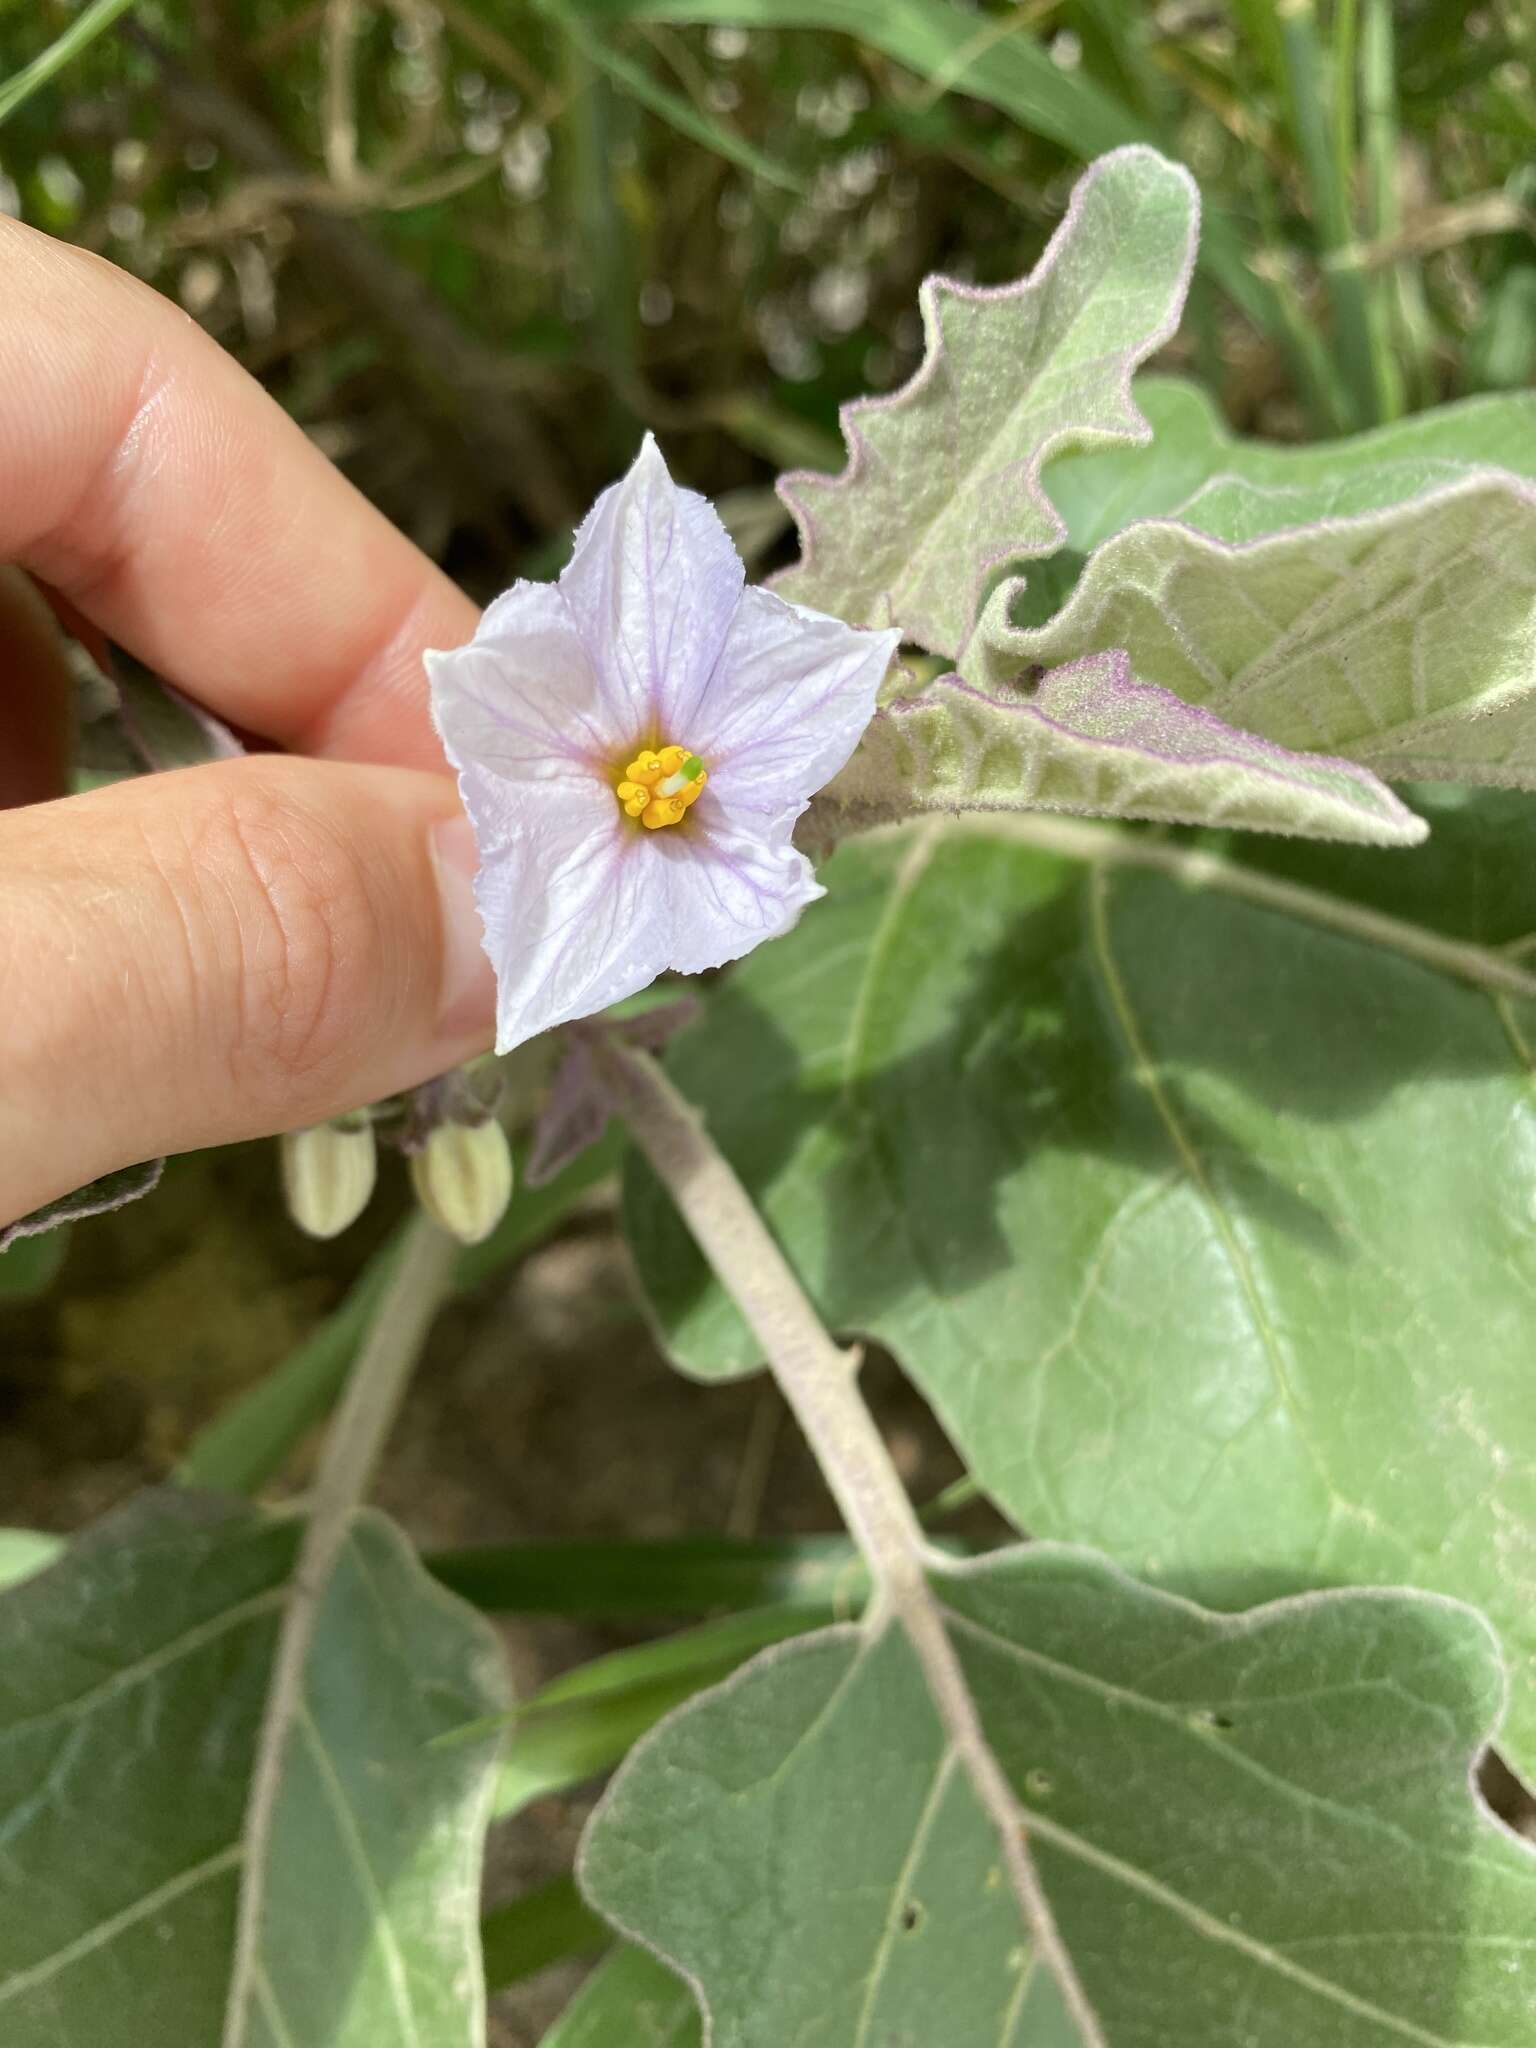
[0, 216, 480, 770]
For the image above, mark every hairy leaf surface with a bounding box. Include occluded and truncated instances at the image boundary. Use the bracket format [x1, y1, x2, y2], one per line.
[1041, 378, 1536, 554]
[583, 1550, 1536, 2045]
[771, 146, 1198, 658]
[976, 473, 1536, 789]
[539, 1944, 700, 2047]
[823, 654, 1426, 846]
[0, 1491, 506, 2047]
[628, 811, 1536, 1771]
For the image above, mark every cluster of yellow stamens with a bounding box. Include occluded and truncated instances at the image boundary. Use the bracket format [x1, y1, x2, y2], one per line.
[615, 744, 708, 830]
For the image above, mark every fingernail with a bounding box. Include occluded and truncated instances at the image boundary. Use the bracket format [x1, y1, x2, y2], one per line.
[430, 813, 496, 1043]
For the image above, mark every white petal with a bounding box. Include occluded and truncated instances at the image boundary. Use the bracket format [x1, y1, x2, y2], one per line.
[636, 802, 822, 975]
[559, 433, 745, 745]
[428, 578, 621, 784]
[693, 586, 899, 819]
[467, 779, 821, 1052]
[466, 774, 646, 1053]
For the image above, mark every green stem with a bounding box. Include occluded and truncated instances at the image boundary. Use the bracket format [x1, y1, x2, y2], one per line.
[222, 1218, 460, 2036]
[0, 0, 140, 125]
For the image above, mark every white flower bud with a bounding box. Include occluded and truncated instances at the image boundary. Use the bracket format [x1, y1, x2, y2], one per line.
[281, 1121, 377, 1240]
[409, 1119, 514, 1246]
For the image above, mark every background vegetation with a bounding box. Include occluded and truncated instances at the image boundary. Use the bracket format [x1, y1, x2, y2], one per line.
[2, 2, 1534, 2039]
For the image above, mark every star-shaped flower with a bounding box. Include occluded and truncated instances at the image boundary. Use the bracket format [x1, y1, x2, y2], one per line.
[428, 436, 899, 1053]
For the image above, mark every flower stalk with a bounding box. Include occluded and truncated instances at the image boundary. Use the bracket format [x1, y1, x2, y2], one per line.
[593, 1032, 1104, 2044]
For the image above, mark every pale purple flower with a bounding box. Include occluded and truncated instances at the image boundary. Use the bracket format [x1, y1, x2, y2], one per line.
[427, 436, 899, 1054]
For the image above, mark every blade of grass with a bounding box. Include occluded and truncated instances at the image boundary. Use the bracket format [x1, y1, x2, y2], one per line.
[541, 0, 807, 193]
[426, 1532, 865, 1616]
[1359, 0, 1418, 414]
[0, 0, 139, 125]
[1276, 0, 1385, 426]
[481, 1604, 835, 1817]
[575, 0, 1292, 374]
[178, 1128, 621, 1495]
[482, 1877, 609, 1994]
[575, 0, 1142, 157]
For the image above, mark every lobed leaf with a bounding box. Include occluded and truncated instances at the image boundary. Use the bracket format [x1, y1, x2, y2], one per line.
[771, 146, 1199, 660]
[582, 1548, 1536, 2044]
[627, 812, 1536, 1775]
[0, 1491, 507, 2047]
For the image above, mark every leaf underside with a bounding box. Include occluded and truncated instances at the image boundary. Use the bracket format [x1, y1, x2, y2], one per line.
[976, 472, 1536, 793]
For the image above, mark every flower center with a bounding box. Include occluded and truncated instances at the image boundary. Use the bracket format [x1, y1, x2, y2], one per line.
[615, 745, 708, 830]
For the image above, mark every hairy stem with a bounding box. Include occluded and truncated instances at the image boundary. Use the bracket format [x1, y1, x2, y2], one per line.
[223, 1215, 459, 2046]
[595, 1034, 1105, 2046]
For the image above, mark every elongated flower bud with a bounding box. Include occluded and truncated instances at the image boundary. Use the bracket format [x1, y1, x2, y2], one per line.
[409, 1118, 514, 1246]
[281, 1121, 376, 1240]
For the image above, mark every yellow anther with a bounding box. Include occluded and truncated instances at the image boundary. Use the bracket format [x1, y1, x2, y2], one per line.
[641, 796, 687, 829]
[614, 740, 707, 829]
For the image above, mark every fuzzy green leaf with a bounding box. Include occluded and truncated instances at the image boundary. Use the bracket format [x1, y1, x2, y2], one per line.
[627, 810, 1536, 1775]
[582, 1550, 1536, 2045]
[976, 473, 1536, 790]
[539, 1943, 699, 2047]
[0, 1491, 507, 2047]
[1042, 378, 1536, 554]
[820, 653, 1427, 846]
[772, 147, 1199, 659]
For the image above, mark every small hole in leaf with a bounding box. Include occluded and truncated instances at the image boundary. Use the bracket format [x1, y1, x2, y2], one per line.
[1024, 1767, 1054, 1799]
[900, 1900, 923, 1933]
[1189, 1708, 1234, 1733]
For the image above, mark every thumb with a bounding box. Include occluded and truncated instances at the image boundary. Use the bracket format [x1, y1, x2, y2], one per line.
[0, 754, 495, 1225]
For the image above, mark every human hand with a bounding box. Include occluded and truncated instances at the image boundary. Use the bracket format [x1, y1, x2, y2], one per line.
[0, 219, 496, 1228]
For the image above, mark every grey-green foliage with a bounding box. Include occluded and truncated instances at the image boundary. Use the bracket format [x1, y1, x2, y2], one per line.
[772, 145, 1198, 658]
[1040, 378, 1536, 554]
[627, 807, 1536, 1777]
[0, 1491, 506, 2047]
[979, 472, 1536, 789]
[827, 653, 1428, 847]
[770, 133, 1536, 845]
[583, 1549, 1536, 2045]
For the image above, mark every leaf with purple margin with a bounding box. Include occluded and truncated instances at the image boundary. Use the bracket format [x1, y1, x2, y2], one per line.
[771, 146, 1199, 661]
[818, 654, 1426, 848]
[975, 473, 1536, 790]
